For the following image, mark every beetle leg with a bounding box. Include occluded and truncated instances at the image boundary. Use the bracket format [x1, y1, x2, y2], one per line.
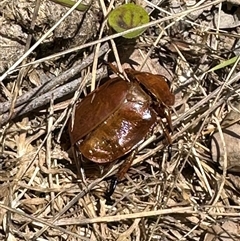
[72, 144, 87, 184]
[159, 118, 172, 162]
[116, 149, 137, 180]
[165, 108, 174, 133]
[159, 118, 172, 145]
[154, 103, 173, 134]
[105, 150, 137, 203]
[105, 177, 118, 204]
[167, 145, 172, 162]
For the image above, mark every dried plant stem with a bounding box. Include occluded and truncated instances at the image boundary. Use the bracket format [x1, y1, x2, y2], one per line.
[0, 42, 109, 116]
[54, 206, 240, 225]
[3, 0, 224, 75]
[0, 69, 107, 125]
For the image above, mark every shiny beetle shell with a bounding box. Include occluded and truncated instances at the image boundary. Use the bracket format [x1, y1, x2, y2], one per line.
[69, 68, 175, 164]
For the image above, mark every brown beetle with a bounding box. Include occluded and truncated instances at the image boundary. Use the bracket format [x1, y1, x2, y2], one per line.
[69, 67, 175, 201]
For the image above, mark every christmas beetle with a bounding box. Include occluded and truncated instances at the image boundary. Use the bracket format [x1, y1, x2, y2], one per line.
[69, 67, 175, 201]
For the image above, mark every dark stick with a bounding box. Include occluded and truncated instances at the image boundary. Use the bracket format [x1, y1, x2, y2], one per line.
[0, 69, 107, 126]
[0, 42, 109, 115]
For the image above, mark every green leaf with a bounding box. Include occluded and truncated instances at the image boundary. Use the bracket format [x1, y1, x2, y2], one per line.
[207, 56, 239, 72]
[108, 3, 149, 39]
[49, 0, 89, 12]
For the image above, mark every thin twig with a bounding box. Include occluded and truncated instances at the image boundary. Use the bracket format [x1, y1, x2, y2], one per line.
[0, 42, 109, 116]
[3, 0, 224, 76]
[0, 68, 107, 125]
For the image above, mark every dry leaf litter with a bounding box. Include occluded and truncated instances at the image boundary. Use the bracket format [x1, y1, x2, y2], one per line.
[1, 0, 240, 240]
